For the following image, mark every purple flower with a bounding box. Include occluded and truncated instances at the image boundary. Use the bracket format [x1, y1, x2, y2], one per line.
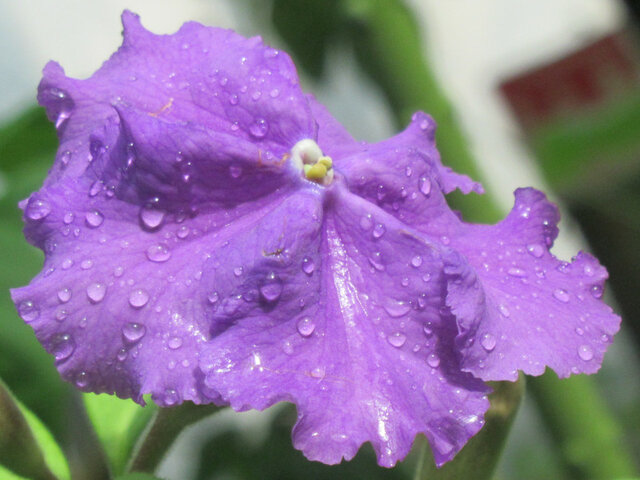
[12, 11, 620, 468]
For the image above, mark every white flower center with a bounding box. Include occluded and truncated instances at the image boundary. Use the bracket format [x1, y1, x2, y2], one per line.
[290, 139, 334, 186]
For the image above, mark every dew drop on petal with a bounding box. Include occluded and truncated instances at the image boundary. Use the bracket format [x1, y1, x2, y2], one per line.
[117, 348, 128, 362]
[411, 255, 423, 268]
[384, 300, 410, 318]
[553, 289, 570, 303]
[168, 337, 183, 350]
[419, 177, 432, 196]
[249, 118, 269, 138]
[360, 214, 373, 230]
[57, 288, 72, 303]
[302, 257, 315, 275]
[498, 304, 510, 317]
[122, 322, 146, 344]
[578, 344, 594, 361]
[18, 301, 39, 322]
[297, 317, 315, 337]
[207, 291, 219, 304]
[590, 285, 603, 299]
[427, 353, 440, 368]
[51, 333, 75, 361]
[139, 206, 165, 230]
[260, 273, 282, 302]
[86, 283, 106, 303]
[146, 244, 171, 262]
[481, 333, 496, 352]
[89, 180, 103, 197]
[75, 371, 88, 388]
[310, 366, 325, 379]
[62, 259, 73, 270]
[177, 226, 189, 239]
[387, 332, 407, 348]
[527, 244, 544, 258]
[372, 223, 386, 239]
[26, 199, 51, 220]
[63, 212, 75, 224]
[85, 210, 104, 228]
[507, 267, 526, 278]
[129, 289, 149, 308]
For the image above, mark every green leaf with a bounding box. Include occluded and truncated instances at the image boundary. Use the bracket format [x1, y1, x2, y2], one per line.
[0, 378, 70, 480]
[84, 393, 157, 474]
[114, 474, 164, 480]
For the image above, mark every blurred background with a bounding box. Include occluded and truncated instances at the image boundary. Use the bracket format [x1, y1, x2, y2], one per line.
[1, 0, 639, 479]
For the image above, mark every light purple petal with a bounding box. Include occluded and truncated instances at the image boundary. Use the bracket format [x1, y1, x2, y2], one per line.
[199, 184, 489, 467]
[446, 188, 621, 381]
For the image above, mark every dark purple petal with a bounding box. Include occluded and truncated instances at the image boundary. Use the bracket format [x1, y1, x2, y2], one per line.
[200, 184, 489, 467]
[446, 188, 620, 381]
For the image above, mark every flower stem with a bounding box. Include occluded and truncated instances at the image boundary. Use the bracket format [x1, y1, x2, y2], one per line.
[126, 403, 221, 474]
[414, 377, 525, 480]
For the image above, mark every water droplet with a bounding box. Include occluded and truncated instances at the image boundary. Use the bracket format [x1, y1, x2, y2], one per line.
[139, 206, 165, 230]
[419, 177, 432, 196]
[368, 251, 385, 271]
[177, 226, 189, 239]
[297, 317, 315, 337]
[51, 333, 75, 361]
[575, 327, 584, 336]
[57, 288, 72, 303]
[427, 353, 440, 368]
[54, 309, 68, 322]
[498, 304, 510, 317]
[233, 266, 243, 277]
[507, 267, 526, 277]
[18, 301, 39, 322]
[85, 210, 104, 228]
[122, 322, 146, 343]
[146, 244, 171, 262]
[411, 255, 423, 267]
[384, 300, 410, 318]
[26, 198, 51, 220]
[81, 259, 93, 270]
[481, 333, 496, 352]
[590, 285, 603, 299]
[310, 366, 325, 379]
[360, 214, 373, 230]
[553, 289, 570, 303]
[89, 180, 103, 197]
[302, 257, 315, 275]
[423, 323, 434, 337]
[75, 371, 88, 388]
[372, 223, 386, 239]
[168, 337, 183, 350]
[129, 289, 149, 308]
[405, 166, 412, 177]
[229, 94, 239, 105]
[401, 277, 409, 287]
[207, 291, 219, 304]
[229, 165, 242, 178]
[163, 389, 180, 406]
[114, 266, 124, 277]
[86, 283, 106, 303]
[117, 348, 128, 361]
[260, 273, 282, 302]
[388, 332, 407, 348]
[578, 344, 594, 361]
[62, 258, 73, 270]
[63, 212, 75, 224]
[527, 244, 544, 258]
[249, 118, 269, 138]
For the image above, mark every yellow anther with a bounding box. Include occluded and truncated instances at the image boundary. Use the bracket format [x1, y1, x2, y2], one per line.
[318, 156, 333, 169]
[305, 163, 327, 180]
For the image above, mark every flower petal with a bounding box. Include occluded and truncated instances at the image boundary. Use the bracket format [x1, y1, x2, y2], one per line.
[199, 184, 489, 467]
[37, 11, 314, 186]
[446, 188, 621, 381]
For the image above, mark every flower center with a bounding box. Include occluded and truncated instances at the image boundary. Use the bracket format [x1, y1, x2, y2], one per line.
[290, 139, 334, 186]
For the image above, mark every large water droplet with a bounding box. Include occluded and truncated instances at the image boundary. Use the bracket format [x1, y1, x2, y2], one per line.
[590, 285, 603, 299]
[26, 198, 51, 220]
[260, 273, 282, 303]
[302, 257, 315, 275]
[481, 333, 496, 352]
[168, 337, 183, 350]
[57, 288, 72, 303]
[51, 333, 75, 361]
[427, 353, 440, 368]
[578, 344, 594, 361]
[411, 255, 423, 268]
[86, 283, 106, 303]
[384, 300, 410, 318]
[527, 244, 544, 258]
[387, 332, 407, 348]
[553, 289, 570, 303]
[419, 177, 432, 196]
[75, 371, 89, 388]
[372, 223, 386, 239]
[63, 212, 75, 224]
[129, 289, 149, 308]
[249, 118, 269, 138]
[18, 300, 39, 322]
[139, 206, 165, 230]
[297, 317, 315, 337]
[85, 210, 104, 228]
[122, 322, 146, 343]
[89, 180, 104, 197]
[207, 291, 219, 304]
[146, 244, 171, 262]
